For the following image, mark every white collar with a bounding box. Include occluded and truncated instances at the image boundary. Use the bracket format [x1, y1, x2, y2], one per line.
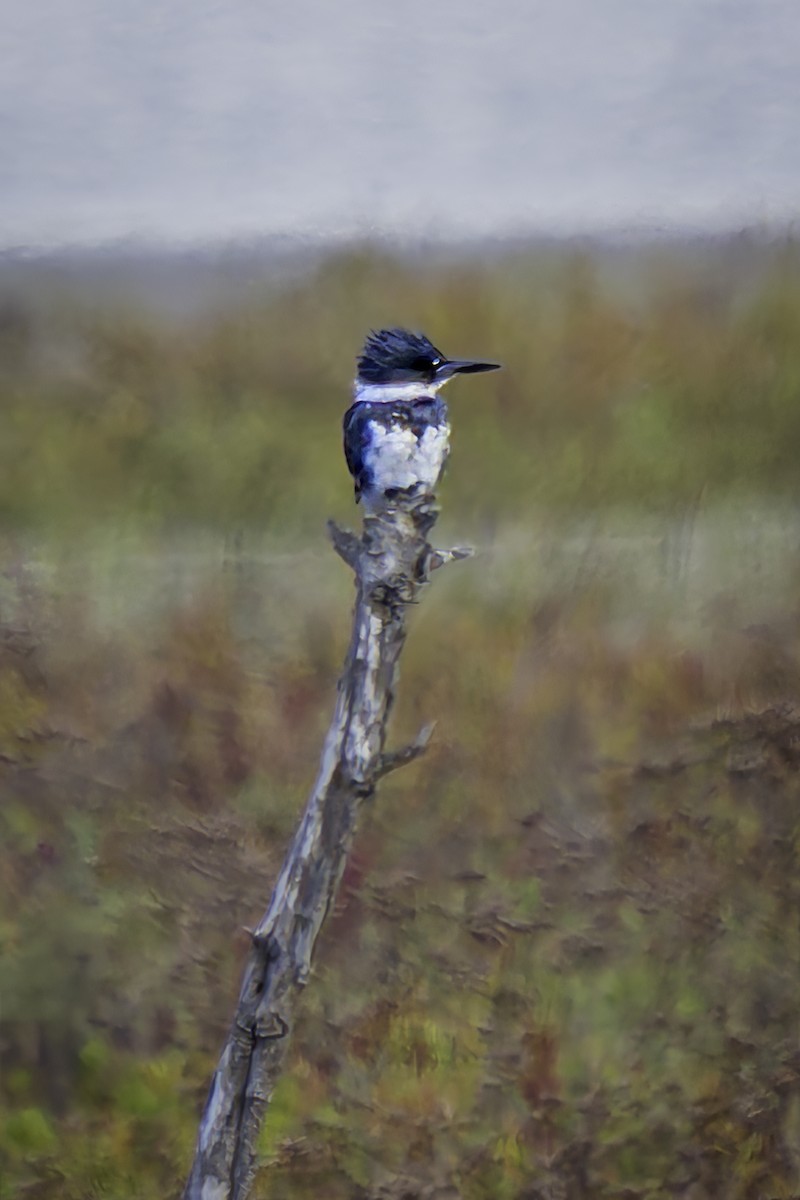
[353, 379, 443, 405]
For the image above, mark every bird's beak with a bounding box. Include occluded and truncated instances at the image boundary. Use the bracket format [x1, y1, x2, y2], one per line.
[435, 358, 502, 381]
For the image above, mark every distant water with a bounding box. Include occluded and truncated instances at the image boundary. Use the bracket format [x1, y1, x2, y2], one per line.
[3, 0, 800, 248]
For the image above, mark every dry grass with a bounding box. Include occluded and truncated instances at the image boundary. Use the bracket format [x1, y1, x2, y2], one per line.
[1, 236, 800, 1198]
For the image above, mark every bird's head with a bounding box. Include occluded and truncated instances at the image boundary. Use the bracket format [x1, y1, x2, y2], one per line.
[357, 328, 500, 392]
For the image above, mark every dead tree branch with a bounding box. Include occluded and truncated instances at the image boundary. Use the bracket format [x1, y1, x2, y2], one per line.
[183, 492, 468, 1200]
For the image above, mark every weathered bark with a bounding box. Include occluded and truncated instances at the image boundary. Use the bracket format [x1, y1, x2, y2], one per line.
[183, 492, 469, 1200]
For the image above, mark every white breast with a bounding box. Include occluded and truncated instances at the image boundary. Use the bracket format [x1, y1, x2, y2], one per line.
[364, 421, 451, 492]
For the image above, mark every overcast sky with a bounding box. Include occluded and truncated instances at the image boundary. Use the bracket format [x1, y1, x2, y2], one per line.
[2, 0, 799, 248]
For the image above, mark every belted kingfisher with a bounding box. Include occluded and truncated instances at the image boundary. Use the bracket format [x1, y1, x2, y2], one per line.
[343, 328, 500, 502]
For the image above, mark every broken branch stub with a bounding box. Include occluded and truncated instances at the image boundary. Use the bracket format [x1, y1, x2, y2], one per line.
[183, 491, 469, 1200]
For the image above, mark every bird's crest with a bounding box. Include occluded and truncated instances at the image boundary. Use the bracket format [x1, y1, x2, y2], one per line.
[357, 328, 444, 383]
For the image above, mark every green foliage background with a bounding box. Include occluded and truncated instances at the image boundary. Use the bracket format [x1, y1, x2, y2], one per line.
[1, 237, 800, 1199]
[3, 233, 800, 533]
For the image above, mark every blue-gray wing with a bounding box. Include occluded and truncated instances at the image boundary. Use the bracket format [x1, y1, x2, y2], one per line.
[343, 402, 376, 500]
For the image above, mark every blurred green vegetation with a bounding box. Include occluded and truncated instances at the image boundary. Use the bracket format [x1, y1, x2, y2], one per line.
[1, 238, 800, 1198]
[1, 235, 800, 533]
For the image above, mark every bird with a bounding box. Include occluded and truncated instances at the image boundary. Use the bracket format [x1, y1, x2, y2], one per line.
[343, 328, 500, 503]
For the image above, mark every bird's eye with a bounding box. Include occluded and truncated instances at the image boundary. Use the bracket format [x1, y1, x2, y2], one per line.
[410, 355, 432, 372]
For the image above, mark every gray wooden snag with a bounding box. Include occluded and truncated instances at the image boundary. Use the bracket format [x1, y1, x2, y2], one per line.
[183, 492, 472, 1200]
